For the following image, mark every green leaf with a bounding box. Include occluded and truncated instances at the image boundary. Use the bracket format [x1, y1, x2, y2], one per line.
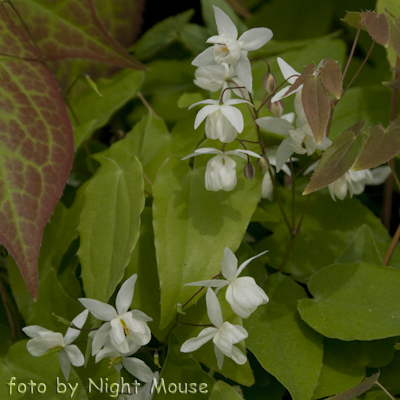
[209, 380, 243, 400]
[124, 208, 168, 342]
[132, 10, 194, 61]
[245, 274, 323, 400]
[258, 190, 390, 279]
[10, 0, 144, 69]
[0, 341, 88, 399]
[335, 225, 383, 265]
[303, 122, 365, 195]
[153, 157, 262, 328]
[353, 119, 400, 170]
[78, 139, 145, 302]
[298, 263, 400, 340]
[378, 351, 400, 396]
[178, 92, 205, 108]
[341, 12, 366, 31]
[153, 333, 215, 399]
[70, 68, 143, 136]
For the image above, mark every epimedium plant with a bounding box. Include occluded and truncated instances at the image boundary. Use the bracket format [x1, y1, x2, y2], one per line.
[3, 0, 400, 400]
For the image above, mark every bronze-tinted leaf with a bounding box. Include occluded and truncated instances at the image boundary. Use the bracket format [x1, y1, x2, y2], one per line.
[0, 60, 74, 300]
[341, 11, 367, 31]
[284, 62, 316, 98]
[353, 118, 400, 170]
[365, 12, 390, 48]
[302, 75, 331, 144]
[390, 17, 400, 58]
[325, 373, 379, 400]
[303, 122, 366, 195]
[320, 59, 343, 99]
[223, 0, 251, 18]
[8, 0, 145, 69]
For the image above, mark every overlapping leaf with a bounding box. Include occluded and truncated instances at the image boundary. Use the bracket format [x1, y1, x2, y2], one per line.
[9, 0, 144, 69]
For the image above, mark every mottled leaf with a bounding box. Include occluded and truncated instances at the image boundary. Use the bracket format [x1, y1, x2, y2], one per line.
[365, 12, 390, 48]
[9, 0, 145, 69]
[78, 140, 145, 302]
[302, 75, 331, 143]
[245, 274, 323, 400]
[303, 122, 365, 195]
[320, 58, 343, 99]
[325, 373, 380, 400]
[153, 157, 261, 329]
[298, 263, 400, 340]
[353, 118, 400, 170]
[0, 58, 74, 299]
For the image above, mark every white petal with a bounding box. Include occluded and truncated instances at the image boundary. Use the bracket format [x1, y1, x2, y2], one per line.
[234, 55, 252, 92]
[256, 116, 294, 135]
[261, 172, 274, 201]
[271, 87, 291, 103]
[225, 149, 261, 159]
[181, 147, 222, 160]
[214, 344, 224, 370]
[277, 57, 300, 83]
[276, 137, 295, 172]
[230, 345, 247, 365]
[26, 336, 59, 357]
[236, 250, 268, 276]
[64, 309, 89, 345]
[219, 105, 244, 133]
[95, 346, 120, 363]
[224, 98, 253, 107]
[239, 28, 273, 51]
[129, 310, 153, 323]
[110, 317, 126, 345]
[116, 274, 137, 315]
[59, 350, 71, 381]
[188, 99, 219, 110]
[209, 112, 238, 142]
[192, 47, 215, 67]
[184, 279, 229, 288]
[78, 298, 118, 321]
[180, 327, 218, 352]
[122, 357, 154, 382]
[281, 112, 295, 124]
[194, 105, 220, 128]
[91, 322, 111, 356]
[64, 344, 84, 367]
[221, 247, 238, 281]
[206, 288, 223, 328]
[214, 6, 238, 39]
[370, 166, 391, 185]
[22, 325, 51, 339]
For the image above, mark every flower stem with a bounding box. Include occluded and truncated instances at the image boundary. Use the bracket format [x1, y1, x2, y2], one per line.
[383, 222, 400, 266]
[138, 92, 157, 117]
[342, 25, 361, 81]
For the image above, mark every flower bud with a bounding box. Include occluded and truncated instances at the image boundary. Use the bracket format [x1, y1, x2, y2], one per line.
[244, 163, 255, 180]
[205, 155, 237, 191]
[257, 155, 269, 174]
[52, 312, 73, 327]
[268, 100, 284, 117]
[263, 72, 276, 94]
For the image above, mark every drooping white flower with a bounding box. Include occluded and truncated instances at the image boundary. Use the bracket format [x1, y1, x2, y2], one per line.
[257, 90, 332, 171]
[189, 98, 252, 143]
[182, 147, 261, 192]
[185, 248, 268, 318]
[180, 288, 248, 369]
[23, 309, 89, 381]
[79, 274, 152, 354]
[192, 6, 273, 92]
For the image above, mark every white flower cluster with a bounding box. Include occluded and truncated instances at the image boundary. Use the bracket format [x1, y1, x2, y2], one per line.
[182, 6, 273, 192]
[181, 247, 269, 369]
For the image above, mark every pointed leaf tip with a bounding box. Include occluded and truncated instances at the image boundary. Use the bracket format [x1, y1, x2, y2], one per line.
[320, 59, 343, 100]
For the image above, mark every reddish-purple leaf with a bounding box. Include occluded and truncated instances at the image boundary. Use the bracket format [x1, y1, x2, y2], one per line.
[353, 118, 400, 170]
[8, 0, 145, 69]
[320, 59, 343, 99]
[302, 75, 331, 144]
[390, 17, 400, 58]
[365, 11, 390, 48]
[0, 59, 74, 299]
[303, 122, 365, 195]
[284, 62, 316, 98]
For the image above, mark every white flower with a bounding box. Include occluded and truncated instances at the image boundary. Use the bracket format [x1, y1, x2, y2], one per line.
[270, 57, 301, 102]
[180, 288, 248, 369]
[79, 274, 152, 354]
[192, 6, 273, 92]
[182, 147, 261, 192]
[257, 90, 332, 171]
[23, 309, 89, 381]
[185, 247, 268, 318]
[189, 98, 252, 143]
